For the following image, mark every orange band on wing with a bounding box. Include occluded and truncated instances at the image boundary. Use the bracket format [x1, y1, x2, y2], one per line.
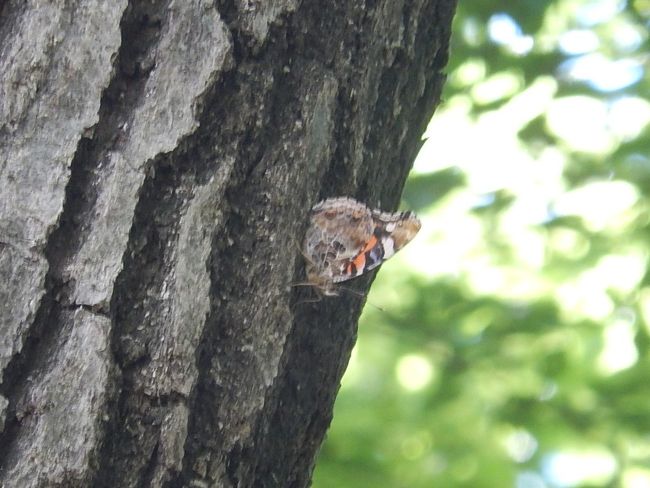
[345, 256, 362, 275]
[345, 235, 378, 275]
[361, 234, 378, 253]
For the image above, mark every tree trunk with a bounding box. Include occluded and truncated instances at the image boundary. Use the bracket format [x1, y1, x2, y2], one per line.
[0, 0, 455, 486]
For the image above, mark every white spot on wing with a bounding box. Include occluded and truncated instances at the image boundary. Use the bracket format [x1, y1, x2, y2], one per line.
[382, 237, 395, 259]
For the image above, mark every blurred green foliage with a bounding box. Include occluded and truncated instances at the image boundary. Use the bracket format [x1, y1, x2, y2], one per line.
[313, 1, 650, 487]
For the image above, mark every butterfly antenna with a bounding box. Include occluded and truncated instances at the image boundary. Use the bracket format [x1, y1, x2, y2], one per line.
[289, 281, 324, 305]
[336, 285, 385, 313]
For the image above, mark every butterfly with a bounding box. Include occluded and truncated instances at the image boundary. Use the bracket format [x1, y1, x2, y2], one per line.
[302, 197, 421, 296]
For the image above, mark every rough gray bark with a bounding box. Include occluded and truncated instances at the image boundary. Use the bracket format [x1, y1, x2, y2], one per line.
[0, 0, 455, 486]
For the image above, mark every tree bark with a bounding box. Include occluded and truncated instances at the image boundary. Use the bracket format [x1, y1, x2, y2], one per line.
[0, 0, 455, 486]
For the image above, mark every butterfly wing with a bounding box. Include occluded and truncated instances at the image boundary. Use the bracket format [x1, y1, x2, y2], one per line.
[303, 198, 374, 287]
[371, 209, 421, 259]
[302, 198, 421, 293]
[332, 209, 421, 281]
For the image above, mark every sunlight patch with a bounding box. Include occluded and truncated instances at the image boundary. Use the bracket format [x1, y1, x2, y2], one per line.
[546, 96, 615, 153]
[552, 180, 639, 232]
[543, 449, 617, 487]
[597, 313, 638, 375]
[396, 355, 435, 392]
[502, 427, 538, 463]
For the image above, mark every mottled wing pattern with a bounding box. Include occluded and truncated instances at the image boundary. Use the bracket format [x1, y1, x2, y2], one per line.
[303, 197, 374, 294]
[303, 197, 421, 296]
[369, 209, 421, 269]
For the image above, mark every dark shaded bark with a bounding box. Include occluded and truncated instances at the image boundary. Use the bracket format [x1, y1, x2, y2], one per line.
[0, 0, 455, 486]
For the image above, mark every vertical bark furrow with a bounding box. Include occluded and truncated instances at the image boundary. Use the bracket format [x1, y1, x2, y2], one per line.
[0, 0, 125, 393]
[59, 0, 232, 309]
[92, 1, 241, 482]
[101, 150, 236, 486]
[0, 1, 126, 484]
[2, 0, 233, 485]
